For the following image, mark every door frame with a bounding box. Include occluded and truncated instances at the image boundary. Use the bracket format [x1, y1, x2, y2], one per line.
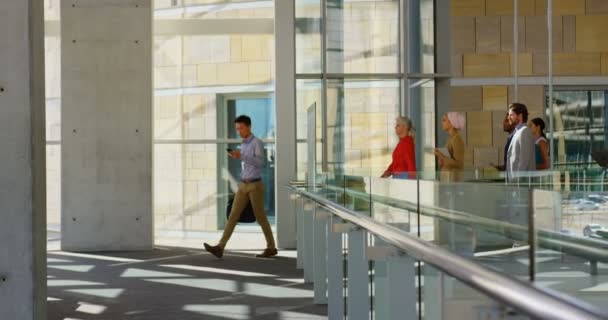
[216, 92, 276, 229]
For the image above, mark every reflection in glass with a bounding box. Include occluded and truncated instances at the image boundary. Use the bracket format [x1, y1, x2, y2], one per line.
[296, 79, 323, 180]
[326, 80, 400, 176]
[410, 80, 436, 173]
[421, 264, 530, 320]
[296, 0, 321, 73]
[410, 0, 434, 74]
[549, 90, 607, 168]
[537, 186, 608, 313]
[326, 0, 399, 74]
[154, 0, 274, 19]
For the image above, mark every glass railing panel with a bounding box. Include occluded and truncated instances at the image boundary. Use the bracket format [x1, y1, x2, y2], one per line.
[534, 186, 608, 313]
[368, 175, 416, 318]
[369, 176, 419, 235]
[370, 235, 420, 320]
[430, 175, 532, 281]
[421, 264, 531, 320]
[342, 175, 372, 216]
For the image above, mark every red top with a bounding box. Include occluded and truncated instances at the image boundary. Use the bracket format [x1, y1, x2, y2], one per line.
[385, 136, 416, 176]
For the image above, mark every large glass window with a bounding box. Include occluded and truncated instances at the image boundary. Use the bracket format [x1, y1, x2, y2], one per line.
[296, 0, 321, 74]
[296, 79, 322, 179]
[326, 0, 400, 74]
[296, 0, 440, 179]
[326, 80, 400, 175]
[549, 89, 608, 167]
[153, 0, 275, 233]
[410, 0, 434, 74]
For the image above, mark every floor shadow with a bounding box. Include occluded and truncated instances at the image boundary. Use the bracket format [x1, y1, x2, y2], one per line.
[47, 246, 327, 320]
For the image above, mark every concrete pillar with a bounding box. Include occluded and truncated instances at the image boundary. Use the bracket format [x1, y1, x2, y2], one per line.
[274, 0, 297, 249]
[61, 0, 153, 251]
[0, 0, 47, 319]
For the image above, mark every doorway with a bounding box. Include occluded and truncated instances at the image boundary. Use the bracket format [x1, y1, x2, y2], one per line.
[217, 93, 276, 229]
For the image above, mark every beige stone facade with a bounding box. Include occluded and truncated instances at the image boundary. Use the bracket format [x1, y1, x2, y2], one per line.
[450, 0, 608, 168]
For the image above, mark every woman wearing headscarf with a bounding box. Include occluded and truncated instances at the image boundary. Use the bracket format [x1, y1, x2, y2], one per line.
[434, 112, 465, 181]
[529, 117, 549, 170]
[382, 116, 416, 179]
[434, 112, 471, 254]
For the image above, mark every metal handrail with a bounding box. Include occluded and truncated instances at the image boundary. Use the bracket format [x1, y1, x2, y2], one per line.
[288, 186, 608, 320]
[321, 183, 608, 262]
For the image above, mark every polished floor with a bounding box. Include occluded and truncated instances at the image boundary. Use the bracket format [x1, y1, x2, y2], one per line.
[47, 231, 327, 320]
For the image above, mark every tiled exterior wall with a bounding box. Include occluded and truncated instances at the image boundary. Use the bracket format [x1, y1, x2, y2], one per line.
[451, 85, 545, 168]
[297, 1, 401, 176]
[450, 0, 608, 168]
[452, 0, 608, 77]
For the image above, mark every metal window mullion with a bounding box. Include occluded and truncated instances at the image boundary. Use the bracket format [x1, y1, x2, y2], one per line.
[297, 73, 408, 79]
[328, 73, 403, 79]
[399, 0, 408, 117]
[434, 0, 451, 164]
[296, 73, 323, 79]
[321, 0, 328, 173]
[153, 138, 276, 144]
[514, 0, 519, 101]
[548, 0, 554, 168]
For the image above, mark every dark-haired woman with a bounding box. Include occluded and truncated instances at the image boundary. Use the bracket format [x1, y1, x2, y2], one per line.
[529, 118, 549, 170]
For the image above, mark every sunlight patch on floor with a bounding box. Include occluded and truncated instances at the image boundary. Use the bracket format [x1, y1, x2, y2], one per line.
[121, 268, 190, 278]
[66, 288, 125, 299]
[160, 264, 276, 278]
[75, 302, 107, 315]
[183, 304, 250, 320]
[48, 265, 95, 273]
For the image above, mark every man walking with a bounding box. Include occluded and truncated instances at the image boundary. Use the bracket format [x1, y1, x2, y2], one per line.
[204, 115, 277, 258]
[506, 103, 535, 179]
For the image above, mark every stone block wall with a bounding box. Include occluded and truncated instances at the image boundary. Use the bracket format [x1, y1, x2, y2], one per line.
[450, 85, 545, 168]
[452, 0, 608, 77]
[449, 0, 608, 169]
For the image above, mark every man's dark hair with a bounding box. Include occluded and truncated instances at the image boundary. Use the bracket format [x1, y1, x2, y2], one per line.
[509, 103, 529, 122]
[234, 115, 252, 126]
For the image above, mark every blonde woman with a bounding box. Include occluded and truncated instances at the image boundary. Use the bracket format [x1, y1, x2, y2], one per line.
[434, 112, 465, 180]
[382, 116, 416, 179]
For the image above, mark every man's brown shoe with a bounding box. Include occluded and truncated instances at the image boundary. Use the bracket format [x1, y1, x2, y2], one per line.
[256, 247, 278, 258]
[204, 243, 224, 259]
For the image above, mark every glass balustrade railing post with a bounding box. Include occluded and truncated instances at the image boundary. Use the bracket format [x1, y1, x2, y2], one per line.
[367, 239, 417, 320]
[370, 237, 390, 319]
[423, 267, 445, 320]
[327, 215, 345, 319]
[313, 206, 329, 304]
[303, 199, 315, 283]
[296, 195, 304, 269]
[386, 253, 416, 320]
[348, 228, 370, 319]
